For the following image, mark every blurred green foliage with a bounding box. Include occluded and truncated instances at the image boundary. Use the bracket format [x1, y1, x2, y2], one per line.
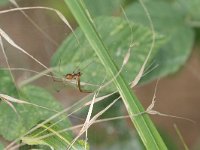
[51, 16, 165, 92]
[125, 0, 196, 83]
[0, 0, 9, 6]
[20, 121, 87, 150]
[1, 0, 200, 149]
[0, 70, 73, 146]
[0, 143, 4, 150]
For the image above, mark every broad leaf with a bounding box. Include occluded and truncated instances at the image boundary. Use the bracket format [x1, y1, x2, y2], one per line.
[0, 70, 70, 141]
[0, 70, 18, 96]
[51, 16, 165, 92]
[177, 0, 200, 21]
[0, 143, 4, 150]
[0, 0, 9, 5]
[125, 0, 195, 83]
[84, 0, 123, 16]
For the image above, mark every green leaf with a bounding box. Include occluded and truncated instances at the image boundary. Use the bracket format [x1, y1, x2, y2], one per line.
[0, 0, 9, 6]
[177, 0, 200, 21]
[0, 143, 4, 150]
[0, 70, 18, 97]
[0, 70, 70, 141]
[125, 0, 195, 83]
[51, 16, 165, 92]
[20, 122, 88, 150]
[84, 0, 122, 16]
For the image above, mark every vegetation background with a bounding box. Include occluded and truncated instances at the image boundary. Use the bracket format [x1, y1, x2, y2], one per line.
[0, 0, 200, 149]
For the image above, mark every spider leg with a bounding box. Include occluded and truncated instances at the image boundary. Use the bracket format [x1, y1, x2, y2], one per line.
[77, 76, 91, 93]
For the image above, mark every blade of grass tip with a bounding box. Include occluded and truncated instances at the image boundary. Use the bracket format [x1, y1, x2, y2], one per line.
[67, 79, 106, 149]
[85, 92, 98, 126]
[65, 0, 167, 149]
[0, 6, 79, 44]
[67, 93, 98, 149]
[68, 93, 98, 150]
[9, 0, 58, 46]
[146, 79, 159, 111]
[173, 124, 189, 150]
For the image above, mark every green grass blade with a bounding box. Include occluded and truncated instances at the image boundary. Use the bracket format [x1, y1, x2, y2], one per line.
[64, 0, 167, 149]
[21, 122, 87, 150]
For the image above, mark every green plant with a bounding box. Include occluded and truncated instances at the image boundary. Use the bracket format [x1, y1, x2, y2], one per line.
[0, 0, 200, 149]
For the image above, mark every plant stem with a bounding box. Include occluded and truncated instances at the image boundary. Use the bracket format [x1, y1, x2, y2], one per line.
[64, 0, 167, 149]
